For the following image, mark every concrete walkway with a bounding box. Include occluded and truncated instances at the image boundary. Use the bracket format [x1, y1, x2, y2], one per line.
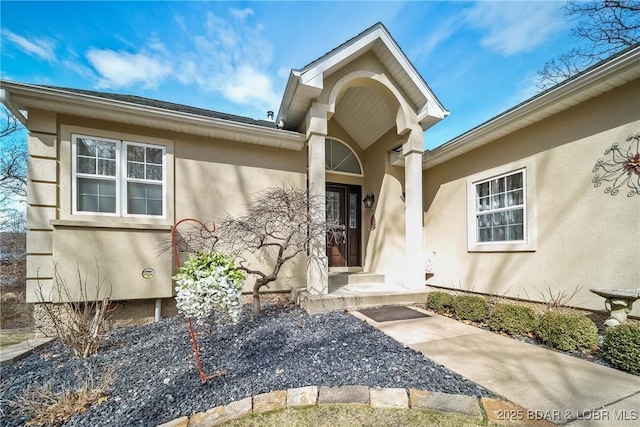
[0, 337, 53, 366]
[352, 306, 640, 426]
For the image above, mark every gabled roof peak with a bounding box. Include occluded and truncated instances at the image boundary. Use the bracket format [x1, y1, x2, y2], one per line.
[277, 22, 447, 132]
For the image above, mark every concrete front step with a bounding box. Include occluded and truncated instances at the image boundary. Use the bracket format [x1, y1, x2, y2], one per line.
[292, 287, 429, 314]
[328, 272, 385, 286]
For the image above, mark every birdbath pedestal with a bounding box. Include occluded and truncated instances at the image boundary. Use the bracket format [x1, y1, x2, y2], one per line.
[590, 288, 640, 327]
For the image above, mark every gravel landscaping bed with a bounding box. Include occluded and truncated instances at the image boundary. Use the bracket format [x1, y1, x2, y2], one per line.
[0, 301, 492, 426]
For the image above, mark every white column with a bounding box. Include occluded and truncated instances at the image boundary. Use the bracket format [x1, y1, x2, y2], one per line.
[306, 103, 328, 295]
[403, 129, 425, 289]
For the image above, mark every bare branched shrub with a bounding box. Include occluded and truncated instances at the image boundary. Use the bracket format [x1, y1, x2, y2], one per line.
[35, 262, 114, 358]
[159, 186, 338, 316]
[217, 186, 339, 316]
[527, 284, 584, 310]
[9, 363, 114, 426]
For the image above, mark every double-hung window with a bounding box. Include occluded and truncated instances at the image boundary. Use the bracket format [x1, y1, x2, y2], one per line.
[467, 160, 536, 252]
[72, 135, 165, 217]
[475, 170, 525, 242]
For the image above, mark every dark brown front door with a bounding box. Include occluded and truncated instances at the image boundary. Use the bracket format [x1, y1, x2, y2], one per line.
[326, 184, 361, 267]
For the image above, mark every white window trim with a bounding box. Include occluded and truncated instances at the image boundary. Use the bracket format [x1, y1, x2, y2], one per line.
[122, 141, 167, 219]
[466, 158, 537, 252]
[71, 135, 121, 217]
[325, 137, 364, 177]
[72, 134, 166, 218]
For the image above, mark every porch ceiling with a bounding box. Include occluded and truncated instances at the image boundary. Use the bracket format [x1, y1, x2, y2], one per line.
[333, 86, 396, 150]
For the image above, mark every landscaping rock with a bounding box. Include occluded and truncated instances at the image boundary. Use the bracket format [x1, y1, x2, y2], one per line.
[0, 302, 491, 426]
[287, 386, 318, 407]
[252, 390, 286, 413]
[318, 386, 370, 405]
[369, 387, 409, 408]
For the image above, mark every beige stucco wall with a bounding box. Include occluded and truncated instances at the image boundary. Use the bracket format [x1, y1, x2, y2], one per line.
[51, 227, 173, 301]
[363, 128, 407, 284]
[423, 80, 640, 316]
[25, 110, 57, 303]
[27, 114, 308, 302]
[174, 133, 307, 292]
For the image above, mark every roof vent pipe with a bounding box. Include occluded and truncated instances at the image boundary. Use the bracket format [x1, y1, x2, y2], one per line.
[267, 111, 274, 121]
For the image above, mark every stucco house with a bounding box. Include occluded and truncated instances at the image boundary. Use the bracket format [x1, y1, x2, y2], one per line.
[1, 23, 638, 323]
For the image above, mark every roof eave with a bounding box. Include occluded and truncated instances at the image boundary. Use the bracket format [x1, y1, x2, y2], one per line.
[275, 70, 301, 130]
[0, 81, 306, 151]
[423, 46, 640, 170]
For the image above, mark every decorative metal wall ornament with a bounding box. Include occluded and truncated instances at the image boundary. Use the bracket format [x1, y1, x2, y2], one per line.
[592, 132, 640, 197]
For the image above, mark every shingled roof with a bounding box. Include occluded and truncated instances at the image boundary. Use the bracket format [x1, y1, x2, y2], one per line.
[38, 84, 278, 129]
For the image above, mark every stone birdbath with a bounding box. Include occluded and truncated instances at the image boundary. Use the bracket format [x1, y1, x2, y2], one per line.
[590, 288, 640, 327]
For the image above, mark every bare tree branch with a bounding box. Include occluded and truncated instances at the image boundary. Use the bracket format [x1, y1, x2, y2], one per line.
[214, 185, 340, 315]
[0, 106, 27, 232]
[0, 106, 21, 138]
[537, 0, 640, 89]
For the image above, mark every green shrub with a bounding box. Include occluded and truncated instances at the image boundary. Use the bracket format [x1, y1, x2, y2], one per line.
[603, 324, 640, 375]
[453, 295, 490, 323]
[488, 303, 539, 336]
[426, 291, 455, 315]
[536, 311, 598, 352]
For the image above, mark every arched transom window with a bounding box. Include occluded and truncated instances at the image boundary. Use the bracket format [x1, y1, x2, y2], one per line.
[325, 138, 362, 175]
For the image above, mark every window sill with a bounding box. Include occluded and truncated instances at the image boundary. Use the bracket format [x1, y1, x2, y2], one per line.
[468, 241, 536, 252]
[51, 219, 172, 231]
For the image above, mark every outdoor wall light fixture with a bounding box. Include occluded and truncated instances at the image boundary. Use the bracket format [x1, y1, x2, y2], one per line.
[363, 192, 375, 208]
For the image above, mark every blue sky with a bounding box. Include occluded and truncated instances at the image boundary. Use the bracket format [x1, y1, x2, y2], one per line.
[1, 1, 576, 149]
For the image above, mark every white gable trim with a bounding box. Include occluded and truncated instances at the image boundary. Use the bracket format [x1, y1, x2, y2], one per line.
[277, 23, 448, 132]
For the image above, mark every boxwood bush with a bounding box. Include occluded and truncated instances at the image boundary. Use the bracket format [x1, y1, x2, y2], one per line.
[426, 291, 455, 315]
[603, 324, 640, 375]
[453, 295, 490, 323]
[536, 311, 598, 352]
[488, 303, 539, 336]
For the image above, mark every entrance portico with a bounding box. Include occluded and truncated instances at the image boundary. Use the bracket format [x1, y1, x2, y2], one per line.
[276, 23, 448, 301]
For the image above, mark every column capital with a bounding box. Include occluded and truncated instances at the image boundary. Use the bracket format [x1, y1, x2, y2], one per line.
[305, 102, 329, 139]
[401, 125, 425, 156]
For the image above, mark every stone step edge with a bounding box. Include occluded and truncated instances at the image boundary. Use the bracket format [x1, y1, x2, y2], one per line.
[156, 386, 556, 427]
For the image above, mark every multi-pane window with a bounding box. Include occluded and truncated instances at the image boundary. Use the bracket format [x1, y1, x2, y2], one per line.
[325, 138, 362, 175]
[73, 135, 165, 217]
[76, 137, 118, 213]
[125, 144, 164, 215]
[475, 170, 525, 242]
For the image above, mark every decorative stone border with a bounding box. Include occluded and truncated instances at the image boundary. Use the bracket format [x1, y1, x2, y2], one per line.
[156, 386, 555, 427]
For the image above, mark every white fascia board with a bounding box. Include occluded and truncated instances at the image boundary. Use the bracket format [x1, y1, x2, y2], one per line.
[276, 70, 301, 125]
[424, 46, 640, 169]
[300, 25, 447, 124]
[0, 88, 28, 126]
[299, 29, 379, 87]
[2, 81, 306, 150]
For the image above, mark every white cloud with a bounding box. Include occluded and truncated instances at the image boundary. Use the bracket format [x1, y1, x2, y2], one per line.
[278, 67, 292, 79]
[2, 29, 56, 61]
[223, 64, 279, 106]
[464, 2, 567, 56]
[86, 49, 172, 89]
[172, 10, 279, 110]
[71, 8, 279, 112]
[230, 8, 253, 20]
[413, 17, 460, 59]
